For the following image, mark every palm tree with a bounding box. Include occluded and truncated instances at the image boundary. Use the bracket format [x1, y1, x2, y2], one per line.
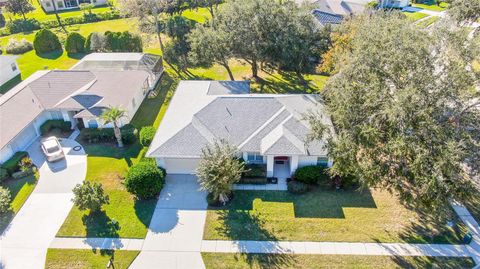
[101, 106, 127, 148]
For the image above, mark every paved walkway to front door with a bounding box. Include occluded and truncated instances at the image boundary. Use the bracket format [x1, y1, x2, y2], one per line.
[0, 139, 87, 269]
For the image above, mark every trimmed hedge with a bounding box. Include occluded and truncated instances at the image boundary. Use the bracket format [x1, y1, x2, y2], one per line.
[79, 124, 138, 145]
[124, 162, 165, 199]
[104, 31, 143, 52]
[0, 168, 8, 183]
[1, 151, 29, 176]
[139, 126, 156, 146]
[287, 180, 309, 194]
[6, 38, 33, 54]
[242, 164, 267, 178]
[40, 120, 71, 136]
[33, 29, 62, 54]
[238, 177, 268, 185]
[293, 165, 329, 185]
[65, 32, 86, 54]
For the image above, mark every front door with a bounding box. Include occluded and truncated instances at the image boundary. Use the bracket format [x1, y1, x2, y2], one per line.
[273, 156, 290, 179]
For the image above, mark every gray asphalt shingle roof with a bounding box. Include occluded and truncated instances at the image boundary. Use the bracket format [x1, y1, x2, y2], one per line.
[148, 81, 333, 158]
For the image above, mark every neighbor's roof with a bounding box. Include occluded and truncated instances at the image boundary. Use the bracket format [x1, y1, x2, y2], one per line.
[0, 55, 18, 68]
[305, 0, 367, 25]
[0, 69, 149, 150]
[71, 53, 163, 73]
[147, 81, 333, 158]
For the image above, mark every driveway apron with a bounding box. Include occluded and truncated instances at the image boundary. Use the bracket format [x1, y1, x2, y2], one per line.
[0, 139, 87, 269]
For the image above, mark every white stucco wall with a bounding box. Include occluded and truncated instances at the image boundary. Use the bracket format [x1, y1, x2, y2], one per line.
[40, 0, 108, 12]
[157, 157, 200, 174]
[0, 59, 20, 87]
[379, 0, 410, 8]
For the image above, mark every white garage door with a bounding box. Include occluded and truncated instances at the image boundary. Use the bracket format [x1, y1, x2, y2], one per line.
[11, 124, 38, 152]
[164, 158, 200, 174]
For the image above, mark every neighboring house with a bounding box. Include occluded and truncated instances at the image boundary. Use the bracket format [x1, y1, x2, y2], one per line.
[71, 53, 164, 90]
[302, 0, 370, 26]
[147, 81, 334, 179]
[0, 56, 20, 87]
[39, 0, 108, 12]
[378, 0, 410, 8]
[0, 54, 159, 163]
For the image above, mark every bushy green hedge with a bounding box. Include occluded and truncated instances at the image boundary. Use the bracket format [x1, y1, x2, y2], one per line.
[65, 32, 86, 54]
[33, 29, 62, 54]
[242, 164, 267, 178]
[40, 120, 71, 136]
[6, 38, 33, 54]
[293, 165, 329, 185]
[287, 180, 309, 194]
[104, 31, 142, 52]
[1, 151, 29, 176]
[0, 168, 9, 183]
[5, 19, 41, 35]
[238, 177, 268, 184]
[139, 126, 156, 146]
[79, 124, 137, 145]
[0, 187, 11, 214]
[125, 162, 165, 199]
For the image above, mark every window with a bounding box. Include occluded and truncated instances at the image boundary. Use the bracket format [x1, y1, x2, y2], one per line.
[50, 111, 63, 120]
[57, 1, 64, 8]
[88, 119, 98, 128]
[247, 152, 263, 163]
[317, 157, 329, 167]
[45, 1, 51, 7]
[11, 63, 17, 72]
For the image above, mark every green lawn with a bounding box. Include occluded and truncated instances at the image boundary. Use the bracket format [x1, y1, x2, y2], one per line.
[2, 0, 114, 22]
[203, 188, 466, 244]
[45, 249, 139, 269]
[0, 173, 39, 233]
[412, 2, 448, 11]
[202, 253, 475, 269]
[404, 12, 429, 21]
[416, 16, 440, 28]
[56, 73, 175, 239]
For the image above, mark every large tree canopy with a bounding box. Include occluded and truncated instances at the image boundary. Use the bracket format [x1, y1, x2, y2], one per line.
[309, 13, 480, 211]
[447, 0, 480, 23]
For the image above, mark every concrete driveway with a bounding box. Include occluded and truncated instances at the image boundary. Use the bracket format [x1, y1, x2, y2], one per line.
[130, 174, 207, 269]
[0, 139, 87, 269]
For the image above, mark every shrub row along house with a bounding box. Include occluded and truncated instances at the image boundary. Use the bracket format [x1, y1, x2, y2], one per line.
[147, 81, 334, 181]
[0, 53, 163, 163]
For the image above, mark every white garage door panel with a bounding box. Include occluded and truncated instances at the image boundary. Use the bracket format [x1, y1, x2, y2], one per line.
[164, 158, 200, 174]
[11, 124, 38, 152]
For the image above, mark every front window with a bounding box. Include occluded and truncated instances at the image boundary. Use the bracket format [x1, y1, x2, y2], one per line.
[317, 157, 329, 167]
[247, 152, 263, 163]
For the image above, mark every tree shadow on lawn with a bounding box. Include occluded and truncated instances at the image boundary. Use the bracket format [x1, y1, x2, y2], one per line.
[252, 70, 321, 94]
[392, 206, 468, 244]
[215, 187, 376, 220]
[389, 255, 475, 269]
[216, 210, 296, 269]
[80, 142, 143, 167]
[82, 210, 120, 238]
[36, 50, 63, 60]
[133, 198, 158, 229]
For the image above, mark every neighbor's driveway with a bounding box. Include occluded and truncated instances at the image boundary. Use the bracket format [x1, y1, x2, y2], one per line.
[0, 139, 87, 269]
[130, 174, 208, 269]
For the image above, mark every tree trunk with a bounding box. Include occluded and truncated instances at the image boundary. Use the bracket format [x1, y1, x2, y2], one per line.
[251, 59, 258, 79]
[208, 5, 215, 24]
[21, 10, 26, 21]
[52, 1, 67, 33]
[114, 122, 124, 148]
[221, 62, 235, 81]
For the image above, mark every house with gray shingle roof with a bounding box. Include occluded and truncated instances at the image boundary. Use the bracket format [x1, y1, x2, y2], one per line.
[0, 53, 162, 163]
[147, 81, 333, 179]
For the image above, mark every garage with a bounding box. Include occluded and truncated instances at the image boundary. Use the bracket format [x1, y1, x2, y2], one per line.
[162, 158, 200, 174]
[10, 123, 38, 152]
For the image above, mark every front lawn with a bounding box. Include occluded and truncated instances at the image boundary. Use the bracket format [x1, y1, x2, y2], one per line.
[56, 74, 174, 238]
[202, 253, 475, 269]
[404, 12, 429, 21]
[0, 173, 39, 233]
[203, 188, 466, 244]
[412, 2, 448, 11]
[45, 249, 139, 269]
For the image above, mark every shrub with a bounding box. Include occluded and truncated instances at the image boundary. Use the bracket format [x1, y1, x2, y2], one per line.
[12, 169, 34, 179]
[85, 32, 93, 52]
[294, 165, 329, 185]
[19, 157, 33, 172]
[125, 162, 165, 199]
[33, 29, 62, 54]
[79, 124, 137, 145]
[0, 168, 9, 183]
[65, 32, 86, 54]
[40, 120, 71, 136]
[287, 181, 309, 194]
[242, 164, 267, 178]
[2, 151, 29, 175]
[72, 181, 110, 213]
[238, 177, 268, 184]
[6, 19, 41, 34]
[6, 38, 33, 54]
[104, 31, 143, 52]
[0, 12, 5, 28]
[139, 126, 156, 146]
[0, 187, 11, 214]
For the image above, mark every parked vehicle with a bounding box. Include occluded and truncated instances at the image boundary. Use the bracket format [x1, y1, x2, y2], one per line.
[41, 137, 65, 162]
